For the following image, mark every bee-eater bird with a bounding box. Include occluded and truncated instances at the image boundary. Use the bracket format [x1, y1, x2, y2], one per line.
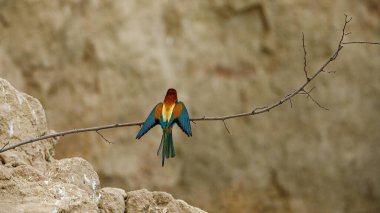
[136, 88, 192, 166]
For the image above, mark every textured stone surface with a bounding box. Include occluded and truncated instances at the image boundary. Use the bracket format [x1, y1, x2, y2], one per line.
[0, 78, 204, 212]
[126, 189, 205, 213]
[98, 187, 127, 213]
[0, 78, 99, 212]
[0, 0, 379, 212]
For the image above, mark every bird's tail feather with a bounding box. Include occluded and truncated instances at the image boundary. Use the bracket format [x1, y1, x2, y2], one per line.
[159, 131, 175, 166]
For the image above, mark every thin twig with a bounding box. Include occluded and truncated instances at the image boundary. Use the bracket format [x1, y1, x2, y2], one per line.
[0, 142, 9, 151]
[322, 70, 336, 74]
[343, 41, 380, 45]
[96, 130, 113, 144]
[302, 32, 310, 81]
[0, 15, 379, 154]
[308, 95, 329, 110]
[300, 88, 329, 110]
[222, 120, 231, 134]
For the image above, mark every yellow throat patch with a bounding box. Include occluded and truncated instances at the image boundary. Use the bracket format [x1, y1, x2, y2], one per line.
[162, 103, 175, 122]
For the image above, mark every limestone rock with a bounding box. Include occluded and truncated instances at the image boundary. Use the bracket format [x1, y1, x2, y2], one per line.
[126, 189, 206, 213]
[0, 78, 99, 212]
[98, 187, 127, 213]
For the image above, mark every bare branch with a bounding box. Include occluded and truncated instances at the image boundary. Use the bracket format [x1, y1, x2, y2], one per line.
[0, 122, 142, 153]
[299, 87, 316, 96]
[1, 15, 379, 154]
[189, 15, 352, 121]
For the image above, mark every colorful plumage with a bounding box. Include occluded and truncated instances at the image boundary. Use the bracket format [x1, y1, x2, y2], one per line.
[136, 88, 192, 166]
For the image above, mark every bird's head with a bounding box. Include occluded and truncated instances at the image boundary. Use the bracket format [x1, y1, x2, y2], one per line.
[164, 88, 178, 103]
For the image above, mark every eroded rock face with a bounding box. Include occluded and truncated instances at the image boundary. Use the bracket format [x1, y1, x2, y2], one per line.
[0, 78, 205, 212]
[0, 78, 99, 212]
[0, 78, 54, 168]
[98, 187, 127, 213]
[125, 189, 206, 213]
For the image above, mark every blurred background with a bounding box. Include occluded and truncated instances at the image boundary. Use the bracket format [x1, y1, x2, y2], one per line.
[0, 0, 379, 212]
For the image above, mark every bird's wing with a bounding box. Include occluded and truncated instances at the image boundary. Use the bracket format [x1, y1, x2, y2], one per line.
[173, 102, 192, 137]
[136, 103, 163, 139]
